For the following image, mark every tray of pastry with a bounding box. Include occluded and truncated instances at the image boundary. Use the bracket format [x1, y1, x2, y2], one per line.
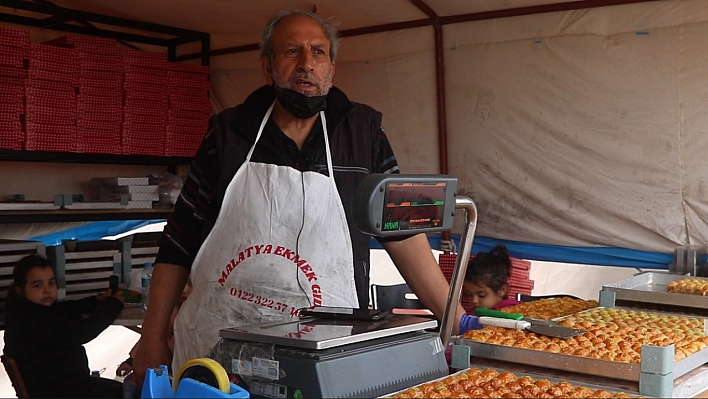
[456, 307, 708, 382]
[602, 272, 708, 309]
[380, 366, 649, 398]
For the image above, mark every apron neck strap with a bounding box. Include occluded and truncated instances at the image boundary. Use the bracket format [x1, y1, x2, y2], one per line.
[248, 102, 335, 179]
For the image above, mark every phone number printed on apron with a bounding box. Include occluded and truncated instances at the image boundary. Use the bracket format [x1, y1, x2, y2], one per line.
[229, 288, 294, 313]
[218, 244, 318, 286]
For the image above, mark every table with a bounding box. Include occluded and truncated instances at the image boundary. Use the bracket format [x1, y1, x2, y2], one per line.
[114, 305, 145, 333]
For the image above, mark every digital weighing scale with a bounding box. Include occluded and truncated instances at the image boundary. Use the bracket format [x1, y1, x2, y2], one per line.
[214, 174, 478, 398]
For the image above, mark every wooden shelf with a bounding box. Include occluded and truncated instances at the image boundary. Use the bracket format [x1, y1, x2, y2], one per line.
[0, 208, 173, 224]
[0, 150, 191, 166]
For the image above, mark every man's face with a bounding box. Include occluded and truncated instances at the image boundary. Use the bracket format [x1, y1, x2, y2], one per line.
[262, 15, 335, 97]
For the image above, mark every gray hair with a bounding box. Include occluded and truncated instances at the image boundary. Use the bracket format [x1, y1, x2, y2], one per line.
[260, 9, 341, 62]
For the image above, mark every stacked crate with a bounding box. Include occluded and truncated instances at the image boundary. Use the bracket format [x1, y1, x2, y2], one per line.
[47, 239, 126, 301]
[25, 43, 79, 152]
[506, 258, 534, 298]
[438, 252, 534, 313]
[0, 27, 30, 150]
[43, 35, 124, 154]
[91, 176, 158, 209]
[165, 63, 212, 157]
[122, 49, 170, 156]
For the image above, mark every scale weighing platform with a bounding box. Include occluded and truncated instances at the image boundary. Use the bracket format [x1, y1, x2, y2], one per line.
[217, 315, 444, 398]
[213, 174, 478, 398]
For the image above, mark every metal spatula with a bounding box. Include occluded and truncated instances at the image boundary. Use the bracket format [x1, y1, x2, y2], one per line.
[474, 308, 587, 339]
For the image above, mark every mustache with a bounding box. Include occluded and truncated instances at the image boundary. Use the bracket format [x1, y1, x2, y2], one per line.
[289, 71, 320, 84]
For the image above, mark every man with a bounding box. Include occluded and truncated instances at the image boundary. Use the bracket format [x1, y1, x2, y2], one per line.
[133, 9, 472, 383]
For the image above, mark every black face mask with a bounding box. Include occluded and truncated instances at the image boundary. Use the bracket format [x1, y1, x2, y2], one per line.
[273, 85, 327, 119]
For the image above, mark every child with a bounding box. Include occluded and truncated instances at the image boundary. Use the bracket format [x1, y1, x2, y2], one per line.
[458, 245, 522, 334]
[3, 254, 126, 398]
[463, 244, 522, 311]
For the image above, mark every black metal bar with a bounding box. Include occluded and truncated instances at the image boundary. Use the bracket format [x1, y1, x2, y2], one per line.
[0, 0, 207, 38]
[167, 44, 176, 62]
[438, 0, 661, 25]
[201, 35, 210, 66]
[0, 13, 173, 46]
[0, 150, 191, 166]
[38, 14, 70, 27]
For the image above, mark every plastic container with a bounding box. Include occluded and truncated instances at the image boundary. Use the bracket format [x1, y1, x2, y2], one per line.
[141, 263, 153, 311]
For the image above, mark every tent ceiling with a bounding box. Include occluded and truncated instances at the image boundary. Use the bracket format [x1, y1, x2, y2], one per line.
[44, 0, 591, 46]
[47, 1, 582, 35]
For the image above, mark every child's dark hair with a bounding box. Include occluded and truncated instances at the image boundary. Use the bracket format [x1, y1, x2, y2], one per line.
[464, 245, 512, 293]
[7, 254, 54, 302]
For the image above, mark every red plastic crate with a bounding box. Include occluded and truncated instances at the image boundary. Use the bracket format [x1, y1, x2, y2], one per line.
[43, 36, 121, 55]
[26, 112, 76, 126]
[78, 85, 122, 97]
[78, 70, 122, 81]
[29, 58, 79, 73]
[78, 54, 123, 71]
[0, 66, 27, 79]
[0, 27, 31, 48]
[0, 76, 25, 87]
[169, 98, 212, 112]
[77, 120, 122, 130]
[124, 64, 168, 75]
[78, 94, 123, 107]
[124, 90, 168, 101]
[0, 140, 23, 150]
[0, 102, 23, 113]
[78, 111, 123, 123]
[26, 79, 75, 93]
[124, 97, 168, 110]
[123, 80, 167, 93]
[123, 112, 167, 125]
[168, 86, 209, 97]
[0, 46, 29, 67]
[123, 57, 169, 70]
[30, 43, 78, 64]
[78, 77, 121, 89]
[27, 69, 78, 85]
[25, 104, 77, 118]
[77, 102, 122, 114]
[26, 95, 77, 109]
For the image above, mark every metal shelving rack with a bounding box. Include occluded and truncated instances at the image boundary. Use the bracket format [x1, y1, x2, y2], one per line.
[0, 0, 211, 224]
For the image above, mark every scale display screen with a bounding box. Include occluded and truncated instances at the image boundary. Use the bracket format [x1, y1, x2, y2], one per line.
[352, 174, 457, 236]
[382, 182, 447, 232]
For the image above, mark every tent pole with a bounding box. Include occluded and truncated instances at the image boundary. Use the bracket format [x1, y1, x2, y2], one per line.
[410, 0, 452, 250]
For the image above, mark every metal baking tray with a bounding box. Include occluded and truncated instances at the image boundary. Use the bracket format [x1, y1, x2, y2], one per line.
[602, 272, 708, 309]
[379, 365, 649, 398]
[456, 308, 708, 382]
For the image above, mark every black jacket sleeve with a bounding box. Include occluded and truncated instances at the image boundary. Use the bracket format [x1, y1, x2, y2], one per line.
[39, 296, 125, 347]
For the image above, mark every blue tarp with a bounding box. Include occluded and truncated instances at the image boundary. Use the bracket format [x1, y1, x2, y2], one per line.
[28, 220, 165, 247]
[30, 221, 672, 269]
[371, 235, 672, 270]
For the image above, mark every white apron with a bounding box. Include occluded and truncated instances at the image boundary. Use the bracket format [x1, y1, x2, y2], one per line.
[172, 103, 359, 370]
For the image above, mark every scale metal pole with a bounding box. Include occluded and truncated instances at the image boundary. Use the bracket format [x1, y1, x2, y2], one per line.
[438, 196, 477, 348]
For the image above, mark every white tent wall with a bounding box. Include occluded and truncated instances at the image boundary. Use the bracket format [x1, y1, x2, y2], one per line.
[205, 0, 708, 255]
[3, 0, 708, 255]
[442, 0, 708, 253]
